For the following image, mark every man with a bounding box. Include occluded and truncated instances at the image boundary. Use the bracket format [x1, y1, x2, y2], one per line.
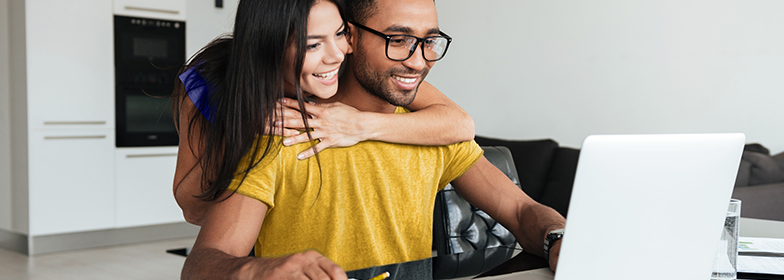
[181, 0, 565, 279]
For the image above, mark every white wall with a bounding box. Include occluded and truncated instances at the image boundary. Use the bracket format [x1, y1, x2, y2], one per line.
[0, 0, 12, 230]
[429, 0, 784, 154]
[185, 0, 238, 59]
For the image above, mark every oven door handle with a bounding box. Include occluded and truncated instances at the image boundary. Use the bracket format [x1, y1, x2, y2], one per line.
[125, 153, 178, 158]
[122, 6, 180, 15]
[44, 121, 107, 126]
[44, 135, 107, 140]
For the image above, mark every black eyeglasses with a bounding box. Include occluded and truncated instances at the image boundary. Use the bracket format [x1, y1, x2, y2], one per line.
[351, 22, 452, 62]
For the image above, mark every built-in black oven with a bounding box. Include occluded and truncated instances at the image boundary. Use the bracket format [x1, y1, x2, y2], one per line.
[114, 15, 184, 147]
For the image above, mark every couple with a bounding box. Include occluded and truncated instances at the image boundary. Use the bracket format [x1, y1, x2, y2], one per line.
[173, 0, 566, 279]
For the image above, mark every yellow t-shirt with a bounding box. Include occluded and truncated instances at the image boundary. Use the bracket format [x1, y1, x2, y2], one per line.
[228, 108, 484, 271]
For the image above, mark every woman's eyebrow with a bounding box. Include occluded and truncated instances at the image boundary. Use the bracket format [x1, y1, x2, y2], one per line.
[307, 23, 346, 40]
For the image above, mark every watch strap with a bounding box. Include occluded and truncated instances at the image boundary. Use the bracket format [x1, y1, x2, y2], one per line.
[544, 228, 564, 261]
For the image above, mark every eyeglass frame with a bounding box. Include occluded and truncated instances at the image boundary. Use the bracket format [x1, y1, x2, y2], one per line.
[350, 21, 452, 62]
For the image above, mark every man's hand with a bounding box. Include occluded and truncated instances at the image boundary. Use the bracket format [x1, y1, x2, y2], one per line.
[243, 250, 348, 280]
[277, 98, 368, 159]
[548, 239, 562, 272]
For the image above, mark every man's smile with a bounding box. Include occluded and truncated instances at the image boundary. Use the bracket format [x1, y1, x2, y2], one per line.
[392, 74, 418, 84]
[391, 74, 420, 90]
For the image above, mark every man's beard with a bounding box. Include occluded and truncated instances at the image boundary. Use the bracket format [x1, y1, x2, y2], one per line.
[352, 51, 429, 107]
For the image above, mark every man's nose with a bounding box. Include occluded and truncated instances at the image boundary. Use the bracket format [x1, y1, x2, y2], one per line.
[402, 44, 427, 72]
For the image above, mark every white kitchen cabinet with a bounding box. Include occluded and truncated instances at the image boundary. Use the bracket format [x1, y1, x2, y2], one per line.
[3, 0, 236, 254]
[23, 0, 116, 236]
[114, 147, 182, 228]
[114, 0, 186, 21]
[27, 129, 115, 236]
[25, 0, 114, 131]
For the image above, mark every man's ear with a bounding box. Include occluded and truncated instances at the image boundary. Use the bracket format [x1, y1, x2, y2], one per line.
[346, 22, 356, 54]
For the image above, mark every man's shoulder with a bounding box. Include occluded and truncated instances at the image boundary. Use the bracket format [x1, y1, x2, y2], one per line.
[348, 139, 480, 161]
[246, 136, 294, 162]
[444, 140, 483, 157]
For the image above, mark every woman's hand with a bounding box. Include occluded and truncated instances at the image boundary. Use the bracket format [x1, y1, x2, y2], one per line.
[269, 100, 311, 137]
[277, 97, 369, 159]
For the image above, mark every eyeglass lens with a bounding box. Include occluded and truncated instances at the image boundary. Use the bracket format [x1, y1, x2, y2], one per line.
[387, 35, 449, 61]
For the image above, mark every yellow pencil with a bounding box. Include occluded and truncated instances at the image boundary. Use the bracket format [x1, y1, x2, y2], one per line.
[368, 271, 390, 280]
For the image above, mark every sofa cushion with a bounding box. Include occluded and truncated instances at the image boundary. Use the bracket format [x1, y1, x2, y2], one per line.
[734, 160, 752, 187]
[774, 152, 784, 171]
[474, 136, 559, 201]
[731, 182, 784, 221]
[738, 151, 784, 186]
[744, 143, 770, 155]
[538, 147, 580, 217]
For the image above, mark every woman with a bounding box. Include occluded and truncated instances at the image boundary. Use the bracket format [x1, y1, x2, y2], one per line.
[173, 0, 473, 226]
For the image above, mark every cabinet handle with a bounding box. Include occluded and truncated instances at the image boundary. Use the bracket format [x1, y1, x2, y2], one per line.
[43, 121, 107, 125]
[124, 6, 180, 15]
[126, 153, 178, 158]
[44, 135, 107, 140]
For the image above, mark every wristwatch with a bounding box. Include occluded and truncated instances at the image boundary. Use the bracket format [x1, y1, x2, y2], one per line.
[544, 228, 565, 261]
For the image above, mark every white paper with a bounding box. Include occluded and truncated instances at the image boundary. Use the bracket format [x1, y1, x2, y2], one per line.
[738, 255, 784, 275]
[739, 237, 784, 255]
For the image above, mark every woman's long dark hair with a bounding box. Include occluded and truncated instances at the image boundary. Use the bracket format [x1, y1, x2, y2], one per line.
[172, 0, 348, 201]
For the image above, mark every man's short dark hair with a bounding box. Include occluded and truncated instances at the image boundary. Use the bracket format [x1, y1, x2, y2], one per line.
[344, 0, 436, 25]
[344, 0, 377, 24]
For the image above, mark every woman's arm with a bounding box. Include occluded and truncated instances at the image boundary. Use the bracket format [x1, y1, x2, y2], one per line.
[280, 81, 475, 159]
[172, 95, 212, 225]
[377, 81, 475, 143]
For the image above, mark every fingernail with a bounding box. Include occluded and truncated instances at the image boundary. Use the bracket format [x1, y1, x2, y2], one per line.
[297, 153, 306, 160]
[283, 139, 292, 145]
[275, 121, 282, 126]
[281, 98, 286, 104]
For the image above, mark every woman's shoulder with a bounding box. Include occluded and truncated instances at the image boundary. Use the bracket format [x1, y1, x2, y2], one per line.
[179, 65, 216, 123]
[178, 37, 233, 123]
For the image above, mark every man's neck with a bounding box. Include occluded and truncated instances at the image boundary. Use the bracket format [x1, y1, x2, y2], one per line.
[316, 67, 398, 114]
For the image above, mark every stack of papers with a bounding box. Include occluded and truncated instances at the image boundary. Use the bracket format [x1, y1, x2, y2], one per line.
[738, 237, 784, 277]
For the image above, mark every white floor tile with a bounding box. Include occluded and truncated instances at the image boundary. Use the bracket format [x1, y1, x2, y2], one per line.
[0, 237, 195, 280]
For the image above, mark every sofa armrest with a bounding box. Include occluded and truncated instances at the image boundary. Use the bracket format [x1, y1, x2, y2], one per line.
[432, 146, 519, 279]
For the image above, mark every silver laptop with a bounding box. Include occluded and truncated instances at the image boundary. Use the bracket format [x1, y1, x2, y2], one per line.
[482, 133, 745, 280]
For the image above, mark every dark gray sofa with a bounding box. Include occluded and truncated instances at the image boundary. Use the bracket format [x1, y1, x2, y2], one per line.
[474, 136, 784, 222]
[731, 144, 784, 221]
[473, 136, 579, 217]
